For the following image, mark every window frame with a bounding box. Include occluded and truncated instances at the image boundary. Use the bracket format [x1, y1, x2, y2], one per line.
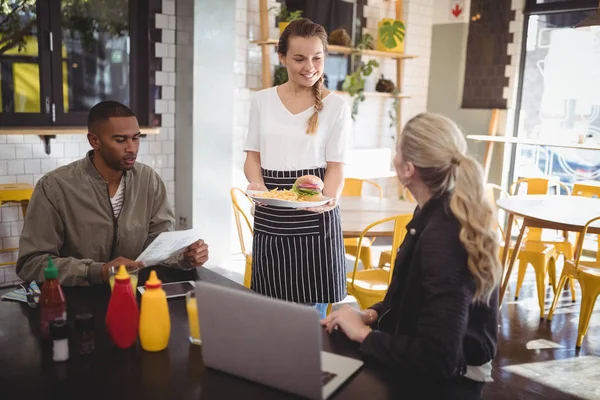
[0, 0, 150, 127]
[506, 0, 600, 186]
[525, 0, 598, 15]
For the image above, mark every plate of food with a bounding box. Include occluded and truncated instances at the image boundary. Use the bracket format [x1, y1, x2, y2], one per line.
[246, 175, 332, 208]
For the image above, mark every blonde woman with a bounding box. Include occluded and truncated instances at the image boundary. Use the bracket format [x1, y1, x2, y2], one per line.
[321, 113, 501, 399]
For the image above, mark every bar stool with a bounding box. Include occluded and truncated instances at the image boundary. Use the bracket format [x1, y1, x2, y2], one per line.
[0, 183, 34, 267]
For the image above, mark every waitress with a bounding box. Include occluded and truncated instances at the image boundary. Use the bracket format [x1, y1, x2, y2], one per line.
[243, 19, 351, 319]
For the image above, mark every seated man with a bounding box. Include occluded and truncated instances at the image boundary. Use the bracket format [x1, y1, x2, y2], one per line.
[17, 101, 209, 286]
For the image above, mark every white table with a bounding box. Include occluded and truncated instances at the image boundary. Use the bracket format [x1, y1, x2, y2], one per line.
[496, 195, 600, 304]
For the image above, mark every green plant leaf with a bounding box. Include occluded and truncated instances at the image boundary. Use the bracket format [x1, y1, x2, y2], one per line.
[378, 20, 405, 49]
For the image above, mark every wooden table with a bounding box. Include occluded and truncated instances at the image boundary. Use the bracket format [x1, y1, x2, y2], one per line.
[338, 197, 416, 238]
[496, 195, 600, 304]
[0, 265, 449, 399]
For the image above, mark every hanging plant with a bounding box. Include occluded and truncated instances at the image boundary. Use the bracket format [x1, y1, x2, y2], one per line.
[389, 89, 401, 128]
[341, 33, 379, 120]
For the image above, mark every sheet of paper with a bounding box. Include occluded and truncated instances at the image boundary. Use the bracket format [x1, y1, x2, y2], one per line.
[1, 281, 40, 303]
[136, 229, 201, 266]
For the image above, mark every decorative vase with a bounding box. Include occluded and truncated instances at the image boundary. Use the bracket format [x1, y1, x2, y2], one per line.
[279, 22, 290, 35]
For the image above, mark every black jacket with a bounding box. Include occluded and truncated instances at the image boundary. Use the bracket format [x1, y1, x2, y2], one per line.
[360, 193, 498, 387]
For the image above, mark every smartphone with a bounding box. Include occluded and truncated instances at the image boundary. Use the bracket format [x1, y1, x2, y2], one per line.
[137, 280, 195, 299]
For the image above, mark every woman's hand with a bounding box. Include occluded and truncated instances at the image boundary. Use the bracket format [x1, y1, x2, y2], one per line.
[247, 182, 267, 211]
[302, 199, 337, 214]
[247, 182, 267, 192]
[320, 305, 372, 343]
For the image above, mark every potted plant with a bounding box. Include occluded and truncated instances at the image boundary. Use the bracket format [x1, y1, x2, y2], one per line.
[341, 34, 379, 120]
[273, 66, 288, 86]
[329, 28, 351, 47]
[376, 19, 405, 53]
[375, 75, 395, 93]
[271, 5, 303, 34]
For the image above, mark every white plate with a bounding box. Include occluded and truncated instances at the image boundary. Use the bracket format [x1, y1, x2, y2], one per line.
[246, 190, 332, 208]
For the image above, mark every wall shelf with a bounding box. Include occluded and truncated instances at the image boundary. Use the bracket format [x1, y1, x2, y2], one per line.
[249, 87, 410, 99]
[0, 126, 160, 155]
[0, 126, 160, 135]
[249, 38, 417, 60]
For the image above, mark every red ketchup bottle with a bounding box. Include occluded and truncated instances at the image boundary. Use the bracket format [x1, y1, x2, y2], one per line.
[39, 258, 67, 338]
[105, 265, 139, 349]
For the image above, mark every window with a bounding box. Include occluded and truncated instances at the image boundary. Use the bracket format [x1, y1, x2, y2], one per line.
[510, 2, 600, 185]
[0, 0, 149, 127]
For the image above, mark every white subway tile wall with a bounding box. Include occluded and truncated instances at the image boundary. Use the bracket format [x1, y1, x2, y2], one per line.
[0, 5, 177, 287]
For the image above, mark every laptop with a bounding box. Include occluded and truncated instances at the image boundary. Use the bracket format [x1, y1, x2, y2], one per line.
[195, 281, 363, 399]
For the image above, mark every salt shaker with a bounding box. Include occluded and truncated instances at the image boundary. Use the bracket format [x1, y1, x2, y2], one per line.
[50, 319, 69, 362]
[75, 313, 95, 355]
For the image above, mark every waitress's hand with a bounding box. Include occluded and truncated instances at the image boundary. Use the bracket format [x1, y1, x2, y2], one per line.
[302, 199, 337, 214]
[246, 182, 268, 210]
[247, 182, 268, 192]
[320, 305, 372, 343]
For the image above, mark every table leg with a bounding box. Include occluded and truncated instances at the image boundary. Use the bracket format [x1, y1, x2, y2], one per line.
[499, 218, 528, 305]
[500, 213, 514, 268]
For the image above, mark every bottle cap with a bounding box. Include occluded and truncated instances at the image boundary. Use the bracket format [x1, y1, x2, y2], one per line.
[75, 313, 94, 331]
[50, 319, 69, 339]
[115, 265, 131, 282]
[144, 270, 162, 289]
[44, 258, 58, 280]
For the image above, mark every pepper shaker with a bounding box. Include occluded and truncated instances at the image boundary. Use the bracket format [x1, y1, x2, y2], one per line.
[75, 313, 95, 355]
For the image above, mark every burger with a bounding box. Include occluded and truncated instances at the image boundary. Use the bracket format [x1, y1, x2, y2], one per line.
[292, 175, 324, 197]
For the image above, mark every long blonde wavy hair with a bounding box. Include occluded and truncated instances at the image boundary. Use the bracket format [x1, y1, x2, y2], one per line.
[400, 113, 502, 304]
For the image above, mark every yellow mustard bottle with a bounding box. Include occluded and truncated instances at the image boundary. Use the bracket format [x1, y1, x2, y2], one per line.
[139, 270, 171, 352]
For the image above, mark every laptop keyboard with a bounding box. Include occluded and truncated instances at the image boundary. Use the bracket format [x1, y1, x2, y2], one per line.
[321, 371, 337, 385]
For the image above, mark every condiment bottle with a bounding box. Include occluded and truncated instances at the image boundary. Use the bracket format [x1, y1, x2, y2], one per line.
[75, 313, 95, 355]
[139, 270, 171, 352]
[50, 319, 69, 362]
[39, 258, 67, 338]
[105, 265, 139, 349]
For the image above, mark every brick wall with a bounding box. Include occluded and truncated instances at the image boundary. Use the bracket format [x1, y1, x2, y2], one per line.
[0, 2, 176, 287]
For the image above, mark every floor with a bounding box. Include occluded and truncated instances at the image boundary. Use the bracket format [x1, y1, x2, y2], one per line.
[216, 243, 600, 400]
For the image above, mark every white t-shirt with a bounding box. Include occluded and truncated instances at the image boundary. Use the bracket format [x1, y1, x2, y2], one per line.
[110, 178, 125, 218]
[243, 86, 351, 171]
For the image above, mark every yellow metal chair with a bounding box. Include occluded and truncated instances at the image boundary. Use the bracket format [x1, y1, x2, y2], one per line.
[510, 178, 574, 258]
[0, 183, 34, 267]
[487, 183, 558, 317]
[341, 178, 383, 270]
[230, 188, 254, 288]
[572, 181, 600, 261]
[547, 216, 600, 348]
[347, 214, 412, 309]
[511, 178, 577, 301]
[377, 184, 416, 269]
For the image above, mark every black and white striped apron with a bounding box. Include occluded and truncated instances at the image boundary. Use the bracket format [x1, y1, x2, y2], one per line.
[251, 167, 346, 304]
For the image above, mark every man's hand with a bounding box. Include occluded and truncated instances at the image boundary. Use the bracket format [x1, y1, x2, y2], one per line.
[101, 257, 145, 283]
[184, 239, 209, 266]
